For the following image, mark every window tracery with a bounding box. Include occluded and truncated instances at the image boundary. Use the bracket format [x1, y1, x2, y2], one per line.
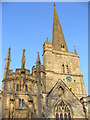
[55, 101, 71, 119]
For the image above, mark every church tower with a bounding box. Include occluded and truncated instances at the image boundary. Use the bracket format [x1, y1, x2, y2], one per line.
[1, 4, 89, 119]
[43, 5, 86, 99]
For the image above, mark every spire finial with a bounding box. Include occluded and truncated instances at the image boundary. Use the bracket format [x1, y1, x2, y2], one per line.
[54, 3, 55, 7]
[21, 48, 25, 69]
[74, 45, 77, 55]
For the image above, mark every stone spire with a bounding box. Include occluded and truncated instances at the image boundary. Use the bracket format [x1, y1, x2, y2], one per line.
[3, 48, 11, 79]
[21, 49, 25, 70]
[52, 4, 68, 52]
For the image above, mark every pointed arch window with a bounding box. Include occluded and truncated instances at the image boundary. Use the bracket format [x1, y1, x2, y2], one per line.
[61, 44, 64, 48]
[25, 85, 28, 91]
[55, 101, 71, 119]
[66, 65, 69, 74]
[60, 113, 63, 120]
[62, 64, 65, 74]
[68, 113, 71, 120]
[19, 98, 21, 107]
[22, 99, 24, 107]
[56, 113, 59, 120]
[64, 113, 67, 120]
[16, 84, 19, 91]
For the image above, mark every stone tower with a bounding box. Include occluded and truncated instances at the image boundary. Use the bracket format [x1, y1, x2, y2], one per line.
[43, 5, 86, 100]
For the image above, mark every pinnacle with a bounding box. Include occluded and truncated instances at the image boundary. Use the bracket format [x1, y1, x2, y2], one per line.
[37, 52, 41, 64]
[7, 47, 11, 60]
[21, 48, 25, 69]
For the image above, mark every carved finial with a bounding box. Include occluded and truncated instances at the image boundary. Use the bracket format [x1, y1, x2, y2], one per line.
[37, 52, 41, 64]
[21, 48, 25, 69]
[74, 45, 77, 55]
[45, 37, 49, 44]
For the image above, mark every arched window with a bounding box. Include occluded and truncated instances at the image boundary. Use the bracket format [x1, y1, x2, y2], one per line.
[56, 106, 58, 112]
[60, 113, 63, 120]
[19, 98, 21, 107]
[16, 84, 19, 91]
[64, 113, 67, 120]
[55, 101, 71, 119]
[68, 113, 71, 120]
[61, 44, 64, 48]
[56, 113, 59, 120]
[62, 64, 65, 74]
[66, 65, 69, 74]
[25, 85, 28, 91]
[22, 99, 24, 107]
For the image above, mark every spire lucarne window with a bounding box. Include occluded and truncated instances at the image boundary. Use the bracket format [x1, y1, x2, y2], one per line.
[55, 101, 71, 119]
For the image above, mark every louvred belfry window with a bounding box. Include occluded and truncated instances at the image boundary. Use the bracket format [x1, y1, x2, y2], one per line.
[62, 64, 65, 74]
[66, 65, 69, 74]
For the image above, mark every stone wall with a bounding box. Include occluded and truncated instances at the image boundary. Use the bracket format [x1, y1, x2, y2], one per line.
[80, 95, 90, 119]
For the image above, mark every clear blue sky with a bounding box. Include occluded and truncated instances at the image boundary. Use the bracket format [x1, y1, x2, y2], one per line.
[1, 2, 88, 94]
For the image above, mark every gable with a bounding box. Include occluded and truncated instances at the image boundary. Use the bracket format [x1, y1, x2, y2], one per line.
[44, 79, 85, 118]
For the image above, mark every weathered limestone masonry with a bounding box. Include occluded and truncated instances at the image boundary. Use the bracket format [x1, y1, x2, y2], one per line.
[1, 4, 90, 119]
[0, 90, 2, 119]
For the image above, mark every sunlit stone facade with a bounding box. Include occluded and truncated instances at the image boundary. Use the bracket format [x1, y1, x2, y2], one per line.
[1, 5, 90, 119]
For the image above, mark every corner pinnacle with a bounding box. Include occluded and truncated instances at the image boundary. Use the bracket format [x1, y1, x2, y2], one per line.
[36, 52, 41, 64]
[21, 48, 25, 69]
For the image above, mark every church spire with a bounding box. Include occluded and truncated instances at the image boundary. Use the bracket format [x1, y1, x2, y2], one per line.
[21, 49, 25, 70]
[3, 48, 11, 79]
[52, 5, 68, 52]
